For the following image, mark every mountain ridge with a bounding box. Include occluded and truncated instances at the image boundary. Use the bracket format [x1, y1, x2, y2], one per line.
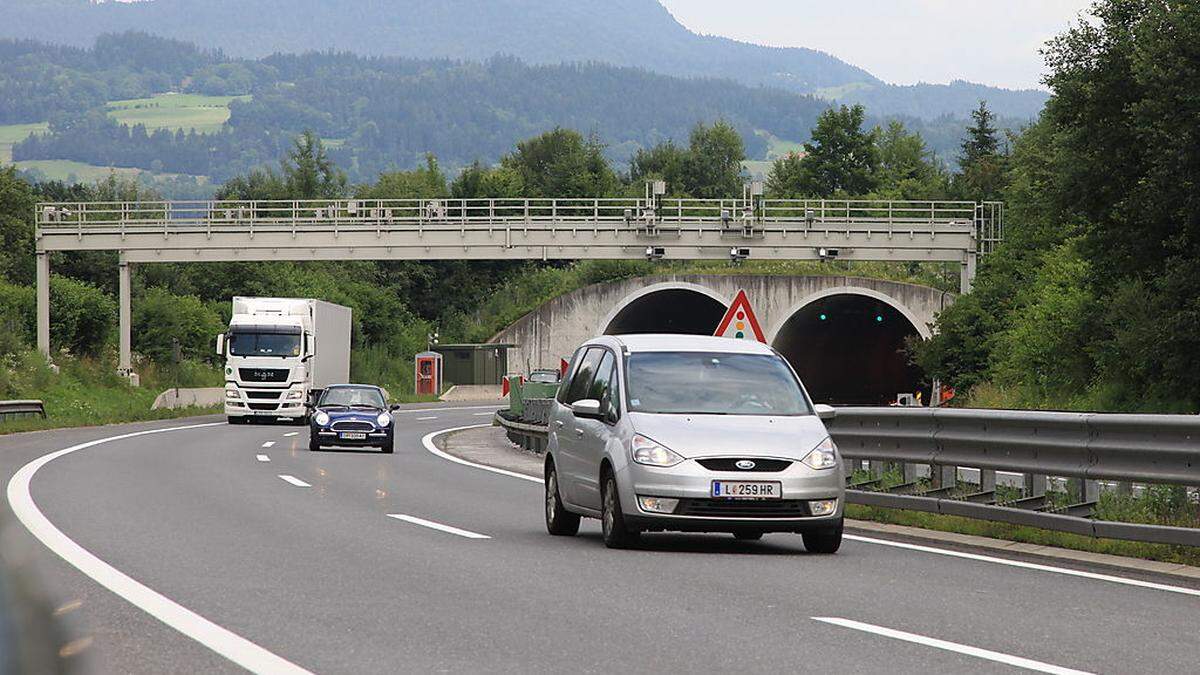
[4, 0, 1047, 120]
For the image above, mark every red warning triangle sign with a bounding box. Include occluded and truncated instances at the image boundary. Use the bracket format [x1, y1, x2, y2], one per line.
[714, 289, 766, 343]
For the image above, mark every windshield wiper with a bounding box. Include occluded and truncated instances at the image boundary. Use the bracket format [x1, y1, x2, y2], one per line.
[321, 404, 350, 409]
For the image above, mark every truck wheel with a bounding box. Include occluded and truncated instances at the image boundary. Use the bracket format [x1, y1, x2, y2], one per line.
[227, 416, 241, 425]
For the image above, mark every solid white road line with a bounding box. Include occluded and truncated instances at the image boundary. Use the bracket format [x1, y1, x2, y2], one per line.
[844, 534, 1200, 598]
[283, 432, 298, 437]
[262, 441, 275, 448]
[472, 412, 494, 416]
[7, 422, 311, 675]
[812, 617, 1092, 675]
[278, 475, 311, 488]
[422, 425, 542, 484]
[422, 425, 1200, 598]
[386, 514, 490, 539]
[256, 455, 270, 463]
[416, 416, 438, 421]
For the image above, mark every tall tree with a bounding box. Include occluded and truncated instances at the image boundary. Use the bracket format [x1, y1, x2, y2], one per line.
[955, 101, 1007, 199]
[681, 121, 745, 199]
[501, 128, 616, 198]
[774, 104, 879, 197]
[282, 130, 346, 199]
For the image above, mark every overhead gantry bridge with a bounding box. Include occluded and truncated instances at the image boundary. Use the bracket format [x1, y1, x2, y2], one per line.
[33, 191, 1003, 376]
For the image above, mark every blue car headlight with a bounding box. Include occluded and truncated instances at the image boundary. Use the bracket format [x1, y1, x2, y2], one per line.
[313, 411, 330, 426]
[376, 412, 392, 427]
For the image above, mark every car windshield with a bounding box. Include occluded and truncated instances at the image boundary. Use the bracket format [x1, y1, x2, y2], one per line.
[321, 387, 385, 409]
[528, 371, 559, 383]
[625, 351, 811, 416]
[228, 331, 301, 357]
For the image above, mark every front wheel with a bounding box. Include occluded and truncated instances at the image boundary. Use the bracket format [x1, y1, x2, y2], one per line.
[545, 465, 580, 536]
[380, 438, 395, 454]
[601, 473, 639, 549]
[308, 435, 321, 452]
[802, 519, 843, 554]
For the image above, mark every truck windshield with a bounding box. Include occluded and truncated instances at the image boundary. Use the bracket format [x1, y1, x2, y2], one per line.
[228, 332, 302, 357]
[625, 351, 812, 416]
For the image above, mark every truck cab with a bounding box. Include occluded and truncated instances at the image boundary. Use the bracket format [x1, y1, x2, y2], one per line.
[218, 297, 351, 423]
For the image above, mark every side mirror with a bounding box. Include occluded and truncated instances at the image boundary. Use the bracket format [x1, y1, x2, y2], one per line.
[571, 399, 603, 419]
[389, 404, 401, 411]
[814, 404, 836, 421]
[215, 333, 225, 356]
[304, 333, 316, 361]
[303, 401, 315, 410]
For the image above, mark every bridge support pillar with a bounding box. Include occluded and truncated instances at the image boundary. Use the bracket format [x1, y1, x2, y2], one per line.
[36, 250, 50, 357]
[118, 256, 138, 386]
[960, 251, 977, 294]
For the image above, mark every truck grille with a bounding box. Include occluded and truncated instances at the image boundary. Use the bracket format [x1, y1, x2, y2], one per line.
[239, 368, 289, 383]
[248, 403, 280, 411]
[675, 499, 811, 518]
[246, 391, 282, 399]
[696, 458, 792, 473]
[331, 421, 374, 432]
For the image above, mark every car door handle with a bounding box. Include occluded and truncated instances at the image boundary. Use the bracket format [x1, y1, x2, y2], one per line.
[574, 428, 584, 437]
[554, 420, 565, 429]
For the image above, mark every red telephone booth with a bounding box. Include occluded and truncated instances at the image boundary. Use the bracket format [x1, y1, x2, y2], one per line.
[414, 351, 443, 396]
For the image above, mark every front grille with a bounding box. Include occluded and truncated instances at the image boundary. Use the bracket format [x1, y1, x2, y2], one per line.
[675, 499, 811, 518]
[246, 391, 282, 400]
[696, 458, 792, 473]
[248, 402, 279, 411]
[239, 368, 289, 383]
[332, 421, 374, 432]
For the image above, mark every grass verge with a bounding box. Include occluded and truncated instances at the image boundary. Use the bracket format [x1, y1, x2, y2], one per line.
[845, 504, 1200, 567]
[0, 351, 222, 436]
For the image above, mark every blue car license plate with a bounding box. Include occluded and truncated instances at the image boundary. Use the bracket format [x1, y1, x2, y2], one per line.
[338, 432, 367, 440]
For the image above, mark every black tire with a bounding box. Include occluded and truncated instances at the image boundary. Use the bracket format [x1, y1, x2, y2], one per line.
[308, 435, 321, 452]
[226, 416, 241, 425]
[601, 472, 639, 549]
[733, 531, 764, 541]
[802, 519, 843, 554]
[544, 463, 580, 536]
[381, 438, 395, 454]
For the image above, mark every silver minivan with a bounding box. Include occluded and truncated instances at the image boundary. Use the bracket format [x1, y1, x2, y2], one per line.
[544, 334, 845, 551]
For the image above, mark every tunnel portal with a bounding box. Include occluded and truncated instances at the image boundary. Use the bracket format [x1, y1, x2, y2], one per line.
[772, 293, 924, 405]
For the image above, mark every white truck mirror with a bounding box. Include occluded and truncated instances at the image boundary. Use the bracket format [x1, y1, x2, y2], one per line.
[215, 333, 225, 356]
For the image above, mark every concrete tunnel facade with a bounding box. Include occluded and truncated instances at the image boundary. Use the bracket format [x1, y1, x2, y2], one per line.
[490, 275, 952, 405]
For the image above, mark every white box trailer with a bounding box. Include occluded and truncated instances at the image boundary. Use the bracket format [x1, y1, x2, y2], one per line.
[218, 297, 352, 422]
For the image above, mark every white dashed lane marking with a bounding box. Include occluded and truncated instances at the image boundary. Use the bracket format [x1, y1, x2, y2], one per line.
[278, 475, 311, 488]
[386, 514, 490, 539]
[256, 455, 270, 463]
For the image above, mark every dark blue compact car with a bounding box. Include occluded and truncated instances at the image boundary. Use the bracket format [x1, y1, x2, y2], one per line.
[308, 384, 398, 453]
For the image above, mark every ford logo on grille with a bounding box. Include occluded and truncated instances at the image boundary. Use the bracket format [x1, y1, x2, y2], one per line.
[735, 460, 756, 470]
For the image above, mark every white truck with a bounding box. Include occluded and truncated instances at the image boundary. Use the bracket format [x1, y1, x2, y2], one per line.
[216, 297, 352, 424]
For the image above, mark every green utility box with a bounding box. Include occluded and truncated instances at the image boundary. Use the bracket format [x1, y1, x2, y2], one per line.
[433, 344, 514, 386]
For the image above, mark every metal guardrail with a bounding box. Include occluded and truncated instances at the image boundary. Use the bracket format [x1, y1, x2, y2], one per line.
[36, 198, 1001, 253]
[829, 408, 1200, 547]
[0, 400, 46, 422]
[496, 404, 1200, 547]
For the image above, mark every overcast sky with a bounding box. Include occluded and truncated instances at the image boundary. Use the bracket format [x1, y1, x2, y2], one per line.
[658, 0, 1092, 90]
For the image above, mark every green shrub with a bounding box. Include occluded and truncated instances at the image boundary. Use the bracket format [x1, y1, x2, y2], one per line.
[49, 275, 116, 356]
[133, 287, 225, 363]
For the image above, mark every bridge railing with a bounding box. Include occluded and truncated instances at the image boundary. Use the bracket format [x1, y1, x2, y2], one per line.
[37, 198, 997, 242]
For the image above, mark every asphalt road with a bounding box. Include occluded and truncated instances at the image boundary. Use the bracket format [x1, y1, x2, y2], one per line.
[3, 405, 1200, 674]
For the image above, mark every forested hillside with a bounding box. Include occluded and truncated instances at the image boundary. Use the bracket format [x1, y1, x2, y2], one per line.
[2, 34, 1030, 185]
[2, 0, 1046, 120]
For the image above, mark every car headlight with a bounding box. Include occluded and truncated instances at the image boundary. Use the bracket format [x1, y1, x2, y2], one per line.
[313, 411, 330, 426]
[631, 434, 685, 467]
[224, 389, 239, 399]
[285, 390, 303, 400]
[376, 412, 392, 427]
[801, 437, 839, 470]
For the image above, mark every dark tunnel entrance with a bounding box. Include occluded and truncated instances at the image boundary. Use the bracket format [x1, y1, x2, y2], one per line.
[604, 289, 727, 335]
[772, 294, 925, 405]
